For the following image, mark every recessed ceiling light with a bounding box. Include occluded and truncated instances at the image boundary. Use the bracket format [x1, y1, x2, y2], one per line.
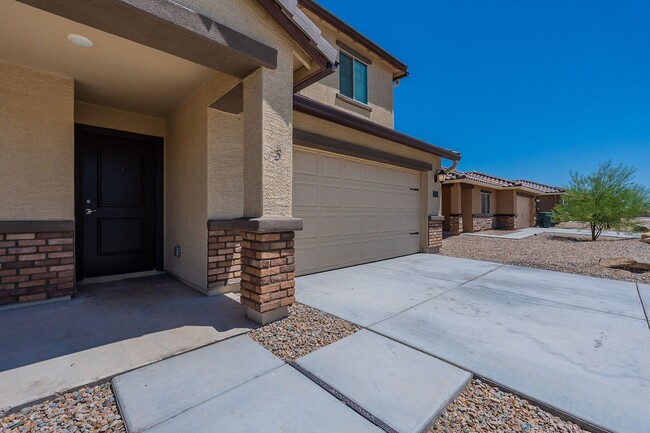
[66, 34, 93, 48]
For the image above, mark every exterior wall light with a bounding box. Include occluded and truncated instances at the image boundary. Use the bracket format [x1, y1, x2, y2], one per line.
[435, 169, 447, 183]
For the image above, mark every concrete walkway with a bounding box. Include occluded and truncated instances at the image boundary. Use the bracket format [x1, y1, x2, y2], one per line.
[462, 226, 641, 239]
[0, 275, 254, 410]
[297, 255, 650, 433]
[113, 332, 471, 433]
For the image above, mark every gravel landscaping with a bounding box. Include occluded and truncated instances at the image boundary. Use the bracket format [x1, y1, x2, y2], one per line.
[249, 302, 360, 361]
[442, 232, 650, 283]
[0, 383, 124, 433]
[429, 379, 590, 433]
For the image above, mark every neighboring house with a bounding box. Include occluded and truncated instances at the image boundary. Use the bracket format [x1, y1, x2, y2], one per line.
[0, 0, 460, 323]
[441, 171, 564, 234]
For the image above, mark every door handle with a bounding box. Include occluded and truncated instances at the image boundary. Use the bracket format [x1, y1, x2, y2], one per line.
[85, 208, 98, 215]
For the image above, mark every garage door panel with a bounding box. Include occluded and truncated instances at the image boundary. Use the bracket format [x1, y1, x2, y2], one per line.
[341, 242, 362, 264]
[294, 151, 318, 174]
[344, 160, 362, 180]
[362, 190, 379, 208]
[343, 187, 362, 207]
[294, 181, 318, 207]
[362, 215, 379, 234]
[320, 184, 341, 207]
[321, 155, 341, 178]
[342, 215, 362, 235]
[294, 148, 421, 275]
[296, 246, 319, 274]
[362, 165, 379, 183]
[298, 215, 318, 240]
[320, 215, 341, 237]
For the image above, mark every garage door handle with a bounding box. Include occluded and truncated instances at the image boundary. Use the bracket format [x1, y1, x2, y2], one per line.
[409, 232, 419, 235]
[409, 188, 419, 191]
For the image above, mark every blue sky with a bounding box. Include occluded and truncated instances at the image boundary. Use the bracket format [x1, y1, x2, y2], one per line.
[317, 0, 650, 188]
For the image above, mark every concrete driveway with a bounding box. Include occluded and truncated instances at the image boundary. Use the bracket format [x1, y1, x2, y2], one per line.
[297, 254, 650, 433]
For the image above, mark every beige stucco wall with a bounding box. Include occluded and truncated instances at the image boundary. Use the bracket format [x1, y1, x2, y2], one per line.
[75, 102, 165, 137]
[165, 72, 240, 289]
[0, 61, 74, 221]
[497, 190, 517, 214]
[472, 187, 498, 215]
[165, 0, 296, 286]
[296, 12, 395, 128]
[207, 109, 244, 219]
[537, 194, 561, 213]
[295, 112, 437, 166]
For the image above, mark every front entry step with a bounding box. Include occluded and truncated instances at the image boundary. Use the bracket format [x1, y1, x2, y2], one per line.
[112, 335, 382, 433]
[296, 330, 472, 433]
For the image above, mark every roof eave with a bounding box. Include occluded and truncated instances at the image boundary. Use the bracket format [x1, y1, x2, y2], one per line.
[298, 0, 409, 79]
[294, 95, 461, 161]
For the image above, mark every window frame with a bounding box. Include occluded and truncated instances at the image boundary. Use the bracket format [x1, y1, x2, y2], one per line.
[338, 50, 369, 105]
[481, 191, 491, 214]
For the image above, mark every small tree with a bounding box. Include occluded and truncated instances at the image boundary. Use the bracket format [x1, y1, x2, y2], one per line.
[553, 161, 650, 240]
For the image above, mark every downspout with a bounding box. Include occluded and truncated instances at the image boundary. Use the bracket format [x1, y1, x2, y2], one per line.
[442, 159, 459, 174]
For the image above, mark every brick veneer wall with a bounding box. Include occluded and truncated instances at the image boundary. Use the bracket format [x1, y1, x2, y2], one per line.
[472, 215, 497, 232]
[0, 231, 75, 305]
[448, 214, 463, 235]
[496, 215, 517, 230]
[428, 217, 443, 252]
[207, 229, 242, 292]
[240, 232, 295, 314]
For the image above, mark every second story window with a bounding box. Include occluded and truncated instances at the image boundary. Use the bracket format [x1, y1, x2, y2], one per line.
[339, 52, 368, 104]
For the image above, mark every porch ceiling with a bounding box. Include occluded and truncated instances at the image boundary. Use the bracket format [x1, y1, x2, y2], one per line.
[0, 1, 217, 117]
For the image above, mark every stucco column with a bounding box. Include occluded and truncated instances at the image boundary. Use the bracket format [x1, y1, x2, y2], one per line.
[242, 67, 293, 218]
[448, 183, 463, 235]
[240, 66, 297, 323]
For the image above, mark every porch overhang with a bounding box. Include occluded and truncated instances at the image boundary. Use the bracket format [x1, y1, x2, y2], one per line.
[17, 0, 278, 78]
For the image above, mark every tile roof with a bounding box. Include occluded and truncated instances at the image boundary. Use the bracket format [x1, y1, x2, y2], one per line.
[512, 179, 565, 194]
[446, 170, 565, 193]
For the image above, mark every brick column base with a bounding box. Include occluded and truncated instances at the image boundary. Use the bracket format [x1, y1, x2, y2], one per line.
[425, 216, 444, 253]
[240, 232, 295, 324]
[448, 214, 463, 236]
[207, 229, 242, 295]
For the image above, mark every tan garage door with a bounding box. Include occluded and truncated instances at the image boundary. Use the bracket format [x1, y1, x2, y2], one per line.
[516, 195, 533, 228]
[293, 147, 421, 276]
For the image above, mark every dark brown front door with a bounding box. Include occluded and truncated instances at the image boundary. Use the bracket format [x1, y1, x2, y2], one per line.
[76, 125, 163, 278]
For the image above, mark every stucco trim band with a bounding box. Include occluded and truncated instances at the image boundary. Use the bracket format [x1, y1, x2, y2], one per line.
[208, 218, 303, 233]
[18, 0, 278, 78]
[428, 216, 445, 222]
[0, 221, 75, 234]
[294, 129, 432, 171]
[294, 95, 461, 161]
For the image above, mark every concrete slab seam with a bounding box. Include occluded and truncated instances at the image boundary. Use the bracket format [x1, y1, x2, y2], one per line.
[366, 264, 507, 328]
[288, 361, 398, 433]
[465, 279, 647, 322]
[130, 362, 287, 433]
[636, 283, 650, 333]
[364, 328, 614, 433]
[367, 260, 504, 286]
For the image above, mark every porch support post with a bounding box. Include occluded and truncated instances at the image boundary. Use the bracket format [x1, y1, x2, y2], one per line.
[426, 216, 444, 253]
[449, 184, 463, 235]
[240, 62, 297, 324]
